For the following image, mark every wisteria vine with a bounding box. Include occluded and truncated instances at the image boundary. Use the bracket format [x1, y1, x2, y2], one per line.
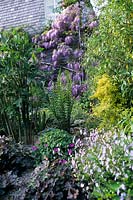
[32, 2, 98, 97]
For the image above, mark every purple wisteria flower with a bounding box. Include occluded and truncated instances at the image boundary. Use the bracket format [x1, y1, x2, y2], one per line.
[40, 65, 52, 71]
[52, 50, 59, 62]
[72, 84, 80, 97]
[42, 42, 50, 49]
[65, 36, 74, 45]
[74, 16, 80, 24]
[73, 49, 83, 59]
[67, 63, 73, 69]
[48, 80, 54, 91]
[73, 73, 81, 83]
[80, 84, 87, 93]
[41, 34, 45, 41]
[53, 61, 58, 67]
[32, 37, 38, 43]
[52, 20, 66, 30]
[40, 52, 46, 58]
[89, 21, 98, 29]
[57, 45, 72, 57]
[61, 72, 67, 85]
[73, 62, 80, 71]
[63, 15, 74, 24]
[32, 3, 90, 99]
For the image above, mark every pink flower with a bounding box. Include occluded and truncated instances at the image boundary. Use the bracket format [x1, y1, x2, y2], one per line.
[69, 143, 75, 148]
[59, 159, 67, 164]
[68, 149, 73, 155]
[53, 147, 60, 153]
[32, 146, 38, 151]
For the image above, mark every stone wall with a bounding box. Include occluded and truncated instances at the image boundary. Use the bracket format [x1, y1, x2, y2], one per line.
[0, 0, 53, 34]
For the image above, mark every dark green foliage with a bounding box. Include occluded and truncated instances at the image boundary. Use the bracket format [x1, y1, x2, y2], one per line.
[0, 28, 46, 144]
[48, 73, 74, 132]
[34, 128, 73, 162]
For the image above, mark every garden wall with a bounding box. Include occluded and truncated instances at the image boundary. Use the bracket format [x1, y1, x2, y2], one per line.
[0, 0, 58, 34]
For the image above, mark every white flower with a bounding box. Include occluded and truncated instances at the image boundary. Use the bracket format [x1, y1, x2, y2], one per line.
[122, 161, 125, 167]
[81, 158, 85, 164]
[84, 166, 89, 173]
[120, 184, 126, 190]
[124, 174, 128, 178]
[80, 183, 84, 188]
[129, 165, 133, 170]
[109, 168, 113, 174]
[114, 173, 120, 180]
[117, 189, 120, 195]
[129, 150, 133, 160]
[108, 146, 112, 154]
[100, 160, 104, 165]
[95, 183, 99, 187]
[106, 158, 110, 162]
[80, 129, 83, 135]
[105, 162, 109, 170]
[102, 146, 106, 155]
[120, 192, 126, 200]
[71, 158, 76, 168]
[86, 186, 89, 190]
[83, 129, 88, 136]
[113, 133, 118, 140]
[97, 167, 101, 173]
[75, 138, 81, 146]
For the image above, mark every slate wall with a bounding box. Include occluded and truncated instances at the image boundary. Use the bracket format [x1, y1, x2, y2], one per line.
[0, 0, 46, 34]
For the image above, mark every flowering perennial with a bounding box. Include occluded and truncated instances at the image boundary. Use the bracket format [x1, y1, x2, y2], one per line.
[72, 129, 133, 199]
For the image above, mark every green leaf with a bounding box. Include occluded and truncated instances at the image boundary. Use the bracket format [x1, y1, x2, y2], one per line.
[107, 182, 121, 191]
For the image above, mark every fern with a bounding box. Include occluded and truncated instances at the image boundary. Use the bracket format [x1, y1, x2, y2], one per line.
[48, 72, 74, 132]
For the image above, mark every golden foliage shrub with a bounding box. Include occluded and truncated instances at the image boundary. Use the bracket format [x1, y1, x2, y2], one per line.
[91, 74, 125, 128]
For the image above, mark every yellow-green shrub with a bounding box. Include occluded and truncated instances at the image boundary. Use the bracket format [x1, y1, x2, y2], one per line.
[91, 74, 125, 128]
